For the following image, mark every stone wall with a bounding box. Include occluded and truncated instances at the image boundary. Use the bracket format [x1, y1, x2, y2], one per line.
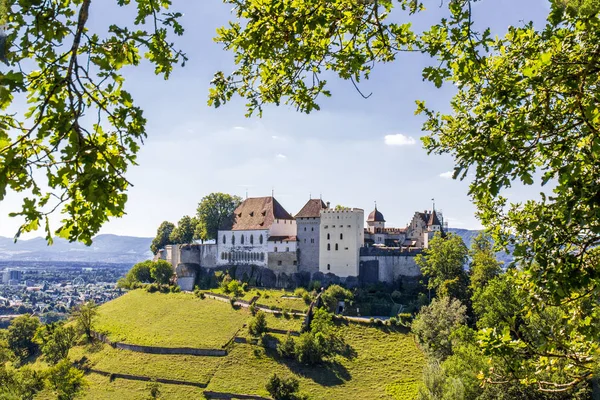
[267, 252, 298, 275]
[359, 247, 422, 283]
[296, 217, 321, 274]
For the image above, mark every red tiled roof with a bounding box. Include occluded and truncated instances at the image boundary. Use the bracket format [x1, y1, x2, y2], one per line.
[367, 207, 385, 222]
[295, 199, 327, 218]
[268, 236, 297, 242]
[231, 197, 294, 231]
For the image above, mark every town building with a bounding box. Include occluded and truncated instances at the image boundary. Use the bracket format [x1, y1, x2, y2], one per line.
[2, 269, 22, 285]
[319, 208, 364, 278]
[295, 198, 328, 274]
[364, 205, 407, 247]
[216, 196, 297, 268]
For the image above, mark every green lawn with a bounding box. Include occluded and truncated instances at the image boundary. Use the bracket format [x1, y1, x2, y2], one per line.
[74, 291, 423, 400]
[94, 290, 249, 348]
[207, 322, 424, 399]
[252, 289, 309, 312]
[69, 343, 221, 385]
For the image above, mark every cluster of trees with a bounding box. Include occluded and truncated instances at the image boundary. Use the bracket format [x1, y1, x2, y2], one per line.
[150, 193, 242, 254]
[0, 301, 98, 399]
[413, 232, 596, 398]
[118, 260, 174, 289]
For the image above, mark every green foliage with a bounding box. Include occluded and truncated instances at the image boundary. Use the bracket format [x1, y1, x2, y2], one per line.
[0, 364, 45, 400]
[468, 233, 501, 294]
[150, 259, 173, 285]
[46, 359, 86, 400]
[266, 373, 307, 400]
[276, 333, 296, 359]
[0, 0, 185, 244]
[169, 215, 197, 244]
[321, 284, 353, 313]
[195, 193, 242, 241]
[227, 279, 243, 297]
[150, 221, 176, 255]
[35, 322, 78, 365]
[411, 297, 466, 360]
[7, 314, 40, 360]
[415, 233, 469, 301]
[294, 331, 324, 366]
[146, 379, 161, 399]
[72, 300, 98, 342]
[248, 310, 268, 337]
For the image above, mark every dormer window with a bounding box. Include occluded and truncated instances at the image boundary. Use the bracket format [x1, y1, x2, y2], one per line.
[250, 211, 254, 217]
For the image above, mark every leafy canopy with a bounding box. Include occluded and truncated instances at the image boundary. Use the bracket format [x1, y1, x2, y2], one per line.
[0, 0, 185, 244]
[195, 193, 242, 241]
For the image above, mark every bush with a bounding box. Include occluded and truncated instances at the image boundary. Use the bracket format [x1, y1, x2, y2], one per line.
[397, 313, 413, 327]
[199, 292, 205, 300]
[376, 319, 384, 327]
[283, 310, 290, 319]
[228, 280, 243, 297]
[389, 317, 398, 326]
[391, 290, 403, 302]
[248, 311, 268, 337]
[266, 374, 307, 400]
[309, 280, 321, 291]
[321, 285, 353, 313]
[369, 317, 375, 325]
[277, 333, 296, 359]
[249, 304, 257, 316]
[242, 282, 249, 292]
[295, 332, 324, 365]
[170, 285, 181, 293]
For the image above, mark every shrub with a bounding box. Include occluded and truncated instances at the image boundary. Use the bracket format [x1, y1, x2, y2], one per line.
[309, 280, 321, 291]
[170, 285, 181, 293]
[389, 317, 398, 326]
[398, 313, 413, 327]
[147, 379, 161, 399]
[391, 290, 403, 302]
[266, 374, 307, 400]
[369, 317, 375, 325]
[228, 280, 243, 297]
[277, 333, 296, 359]
[321, 284, 353, 313]
[248, 311, 268, 337]
[220, 273, 233, 293]
[283, 310, 290, 319]
[242, 282, 249, 292]
[249, 304, 257, 316]
[199, 292, 205, 300]
[295, 332, 324, 365]
[376, 319, 384, 327]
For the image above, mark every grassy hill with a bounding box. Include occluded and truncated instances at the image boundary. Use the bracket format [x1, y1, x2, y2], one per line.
[70, 290, 424, 399]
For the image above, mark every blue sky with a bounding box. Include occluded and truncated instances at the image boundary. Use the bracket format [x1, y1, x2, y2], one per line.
[0, 0, 551, 239]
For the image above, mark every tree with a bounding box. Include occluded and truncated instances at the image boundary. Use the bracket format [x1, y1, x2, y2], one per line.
[150, 221, 175, 255]
[248, 310, 268, 337]
[0, 0, 185, 244]
[72, 301, 98, 342]
[468, 233, 502, 294]
[266, 374, 307, 400]
[415, 233, 469, 301]
[35, 323, 78, 365]
[119, 260, 154, 288]
[0, 364, 45, 400]
[150, 260, 173, 285]
[411, 296, 466, 360]
[195, 193, 242, 241]
[7, 314, 40, 360]
[169, 215, 196, 244]
[46, 359, 86, 400]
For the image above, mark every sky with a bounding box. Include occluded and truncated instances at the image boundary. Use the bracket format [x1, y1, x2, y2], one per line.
[0, 0, 552, 239]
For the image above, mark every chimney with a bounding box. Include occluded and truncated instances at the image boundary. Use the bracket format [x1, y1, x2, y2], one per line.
[326, 202, 331, 209]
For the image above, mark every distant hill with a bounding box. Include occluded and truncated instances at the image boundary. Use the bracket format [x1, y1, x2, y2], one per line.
[447, 228, 514, 266]
[0, 234, 153, 264]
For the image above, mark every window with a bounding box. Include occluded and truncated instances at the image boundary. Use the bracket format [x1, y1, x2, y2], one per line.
[231, 234, 235, 245]
[304, 227, 307, 231]
[241, 235, 245, 244]
[347, 225, 351, 228]
[293, 260, 297, 266]
[327, 243, 331, 251]
[304, 239, 307, 243]
[260, 253, 265, 261]
[259, 235, 263, 244]
[327, 264, 331, 271]
[340, 233, 343, 240]
[324, 225, 328, 229]
[278, 260, 282, 266]
[250, 235, 254, 244]
[286, 247, 289, 252]
[222, 235, 226, 244]
[327, 233, 330, 240]
[335, 243, 339, 251]
[274, 247, 278, 252]
[311, 227, 314, 231]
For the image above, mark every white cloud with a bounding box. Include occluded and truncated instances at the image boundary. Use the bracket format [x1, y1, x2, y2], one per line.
[233, 126, 246, 130]
[384, 134, 416, 146]
[275, 154, 287, 160]
[271, 135, 279, 139]
[439, 171, 453, 179]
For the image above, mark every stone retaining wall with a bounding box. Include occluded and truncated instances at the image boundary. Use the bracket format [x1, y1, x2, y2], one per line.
[92, 332, 227, 357]
[204, 391, 271, 400]
[90, 368, 207, 388]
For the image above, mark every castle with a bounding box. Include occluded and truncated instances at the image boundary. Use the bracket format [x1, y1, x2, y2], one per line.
[156, 196, 446, 290]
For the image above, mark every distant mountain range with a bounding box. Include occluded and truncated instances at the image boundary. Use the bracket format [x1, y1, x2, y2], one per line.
[0, 234, 153, 264]
[0, 229, 511, 266]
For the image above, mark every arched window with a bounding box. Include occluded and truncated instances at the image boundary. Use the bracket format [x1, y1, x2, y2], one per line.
[340, 233, 343, 240]
[241, 235, 245, 244]
[250, 235, 254, 244]
[231, 234, 235, 245]
[327, 264, 331, 271]
[327, 233, 330, 240]
[327, 243, 331, 251]
[335, 243, 339, 251]
[260, 253, 265, 261]
[223, 235, 226, 244]
[259, 235, 263, 244]
[304, 227, 307, 231]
